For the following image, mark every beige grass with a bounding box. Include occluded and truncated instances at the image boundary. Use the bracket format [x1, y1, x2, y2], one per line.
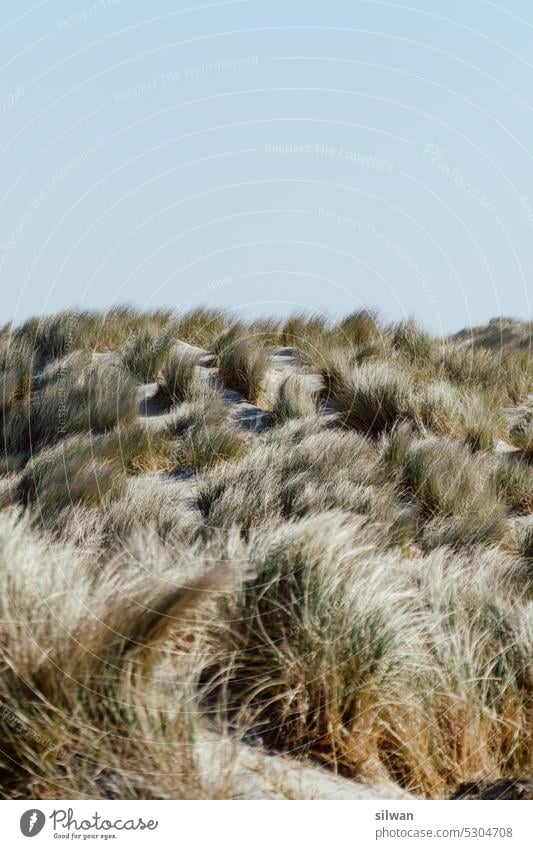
[216, 337, 269, 404]
[0, 305, 532, 800]
[329, 361, 418, 436]
[271, 375, 318, 423]
[203, 511, 531, 797]
[510, 412, 533, 457]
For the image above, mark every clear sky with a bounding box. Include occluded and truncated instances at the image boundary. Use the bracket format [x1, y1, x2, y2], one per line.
[1, 0, 532, 333]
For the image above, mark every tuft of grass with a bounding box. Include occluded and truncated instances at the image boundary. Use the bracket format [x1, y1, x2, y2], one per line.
[248, 316, 283, 345]
[493, 456, 533, 515]
[197, 430, 388, 533]
[14, 310, 79, 362]
[459, 392, 506, 452]
[511, 522, 533, 562]
[0, 339, 34, 410]
[419, 510, 507, 552]
[391, 317, 435, 361]
[509, 412, 533, 457]
[75, 306, 178, 353]
[176, 307, 229, 348]
[216, 338, 269, 404]
[17, 433, 126, 520]
[203, 512, 418, 774]
[264, 414, 326, 446]
[399, 437, 507, 548]
[166, 389, 246, 472]
[418, 382, 505, 450]
[379, 421, 418, 477]
[204, 513, 531, 794]
[418, 381, 464, 436]
[280, 312, 329, 348]
[330, 361, 417, 436]
[122, 328, 174, 382]
[158, 349, 202, 406]
[211, 321, 246, 357]
[30, 361, 138, 449]
[1, 398, 32, 457]
[400, 437, 497, 518]
[176, 421, 247, 472]
[113, 421, 176, 473]
[0, 473, 19, 510]
[0, 508, 246, 799]
[438, 345, 531, 406]
[271, 375, 318, 423]
[337, 308, 380, 346]
[311, 346, 359, 395]
[92, 475, 201, 546]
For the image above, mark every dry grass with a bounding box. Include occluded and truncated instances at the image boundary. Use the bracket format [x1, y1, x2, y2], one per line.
[400, 436, 498, 517]
[113, 421, 176, 473]
[203, 512, 531, 796]
[1, 338, 34, 410]
[176, 307, 228, 348]
[175, 420, 247, 472]
[391, 317, 435, 361]
[97, 476, 201, 545]
[197, 429, 400, 536]
[493, 456, 533, 515]
[280, 312, 329, 348]
[122, 328, 174, 382]
[329, 361, 417, 436]
[30, 361, 138, 450]
[419, 383, 506, 450]
[511, 522, 533, 561]
[158, 349, 202, 406]
[437, 345, 531, 406]
[0, 509, 250, 799]
[0, 305, 532, 800]
[166, 388, 246, 472]
[510, 412, 533, 457]
[337, 308, 381, 346]
[16, 433, 126, 521]
[271, 375, 318, 423]
[216, 337, 269, 404]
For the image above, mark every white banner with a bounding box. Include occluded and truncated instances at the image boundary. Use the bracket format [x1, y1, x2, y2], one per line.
[2, 800, 531, 848]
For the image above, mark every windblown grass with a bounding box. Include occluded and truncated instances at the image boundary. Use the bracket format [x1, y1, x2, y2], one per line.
[510, 412, 533, 457]
[391, 317, 435, 361]
[216, 337, 269, 404]
[280, 312, 329, 348]
[337, 308, 381, 346]
[16, 433, 126, 520]
[30, 360, 138, 449]
[176, 307, 228, 348]
[166, 388, 246, 472]
[271, 375, 318, 423]
[494, 456, 533, 515]
[400, 436, 499, 518]
[0, 339, 34, 410]
[197, 429, 400, 535]
[158, 349, 202, 406]
[399, 437, 507, 549]
[203, 512, 531, 796]
[419, 382, 505, 450]
[437, 345, 531, 406]
[329, 361, 417, 436]
[122, 328, 174, 382]
[0, 509, 247, 799]
[1, 304, 532, 801]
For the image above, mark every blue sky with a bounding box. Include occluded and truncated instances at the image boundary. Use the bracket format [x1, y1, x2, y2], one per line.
[1, 0, 532, 332]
